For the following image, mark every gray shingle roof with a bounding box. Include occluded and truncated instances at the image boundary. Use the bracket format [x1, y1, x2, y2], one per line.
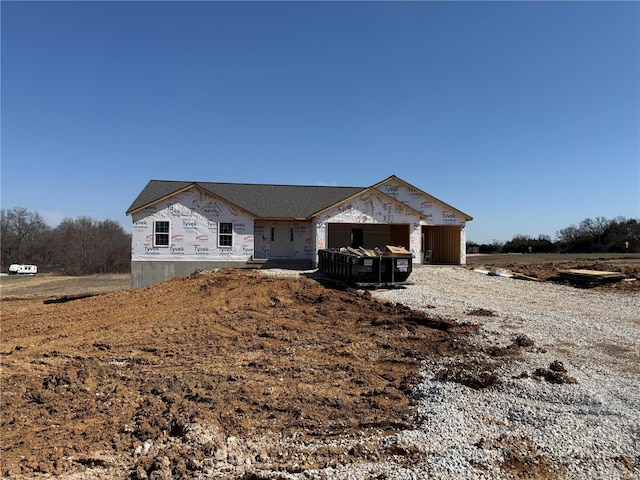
[126, 180, 365, 219]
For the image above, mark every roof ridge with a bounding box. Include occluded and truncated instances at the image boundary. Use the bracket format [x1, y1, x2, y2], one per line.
[152, 180, 365, 189]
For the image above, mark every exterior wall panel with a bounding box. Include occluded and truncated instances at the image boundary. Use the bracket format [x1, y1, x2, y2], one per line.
[376, 180, 466, 226]
[313, 190, 422, 266]
[131, 188, 254, 262]
[254, 221, 314, 260]
[377, 179, 467, 264]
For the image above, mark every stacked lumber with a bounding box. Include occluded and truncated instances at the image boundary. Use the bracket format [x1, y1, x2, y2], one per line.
[557, 269, 626, 286]
[345, 246, 378, 257]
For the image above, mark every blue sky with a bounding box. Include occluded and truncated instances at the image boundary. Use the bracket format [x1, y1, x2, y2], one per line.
[2, 1, 638, 244]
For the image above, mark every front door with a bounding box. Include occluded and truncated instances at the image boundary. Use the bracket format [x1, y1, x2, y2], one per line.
[271, 225, 296, 257]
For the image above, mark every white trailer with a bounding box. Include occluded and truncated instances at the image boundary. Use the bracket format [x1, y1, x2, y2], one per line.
[8, 264, 38, 275]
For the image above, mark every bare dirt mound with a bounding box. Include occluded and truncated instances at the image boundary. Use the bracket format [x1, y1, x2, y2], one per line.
[1, 269, 475, 478]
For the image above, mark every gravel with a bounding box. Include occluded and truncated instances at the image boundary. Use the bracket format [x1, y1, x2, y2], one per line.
[260, 266, 640, 479]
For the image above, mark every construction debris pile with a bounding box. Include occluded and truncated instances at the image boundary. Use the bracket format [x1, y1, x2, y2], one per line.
[557, 269, 628, 287]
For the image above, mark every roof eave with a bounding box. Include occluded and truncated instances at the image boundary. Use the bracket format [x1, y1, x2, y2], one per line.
[256, 217, 309, 222]
[126, 182, 258, 218]
[126, 183, 197, 216]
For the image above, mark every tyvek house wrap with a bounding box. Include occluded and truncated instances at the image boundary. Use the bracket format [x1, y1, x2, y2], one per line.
[131, 188, 254, 261]
[376, 180, 466, 226]
[314, 189, 423, 258]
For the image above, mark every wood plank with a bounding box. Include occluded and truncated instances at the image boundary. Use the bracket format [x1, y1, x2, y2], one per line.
[557, 269, 626, 286]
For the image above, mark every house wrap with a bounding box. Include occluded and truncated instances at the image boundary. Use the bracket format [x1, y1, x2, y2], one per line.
[126, 175, 472, 288]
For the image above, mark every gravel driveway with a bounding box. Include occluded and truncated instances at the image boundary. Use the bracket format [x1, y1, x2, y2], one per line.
[279, 266, 640, 479]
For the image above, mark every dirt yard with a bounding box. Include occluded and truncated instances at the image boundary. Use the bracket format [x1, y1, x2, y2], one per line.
[1, 270, 479, 478]
[466, 253, 640, 292]
[1, 254, 637, 479]
[0, 273, 131, 300]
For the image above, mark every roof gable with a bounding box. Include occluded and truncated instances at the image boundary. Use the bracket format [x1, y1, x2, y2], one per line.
[311, 186, 426, 220]
[372, 175, 473, 221]
[127, 181, 193, 216]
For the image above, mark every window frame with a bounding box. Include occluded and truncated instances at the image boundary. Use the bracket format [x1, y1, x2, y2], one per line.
[153, 220, 170, 247]
[218, 222, 233, 248]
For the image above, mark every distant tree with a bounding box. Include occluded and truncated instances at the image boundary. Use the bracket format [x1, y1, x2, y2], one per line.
[592, 217, 610, 250]
[1, 207, 52, 270]
[576, 217, 610, 251]
[556, 224, 579, 245]
[470, 217, 639, 256]
[502, 233, 556, 254]
[466, 241, 480, 254]
[53, 216, 130, 275]
[96, 219, 131, 273]
[481, 239, 504, 254]
[502, 234, 532, 254]
[466, 240, 503, 254]
[555, 216, 640, 253]
[556, 223, 590, 252]
[2, 207, 130, 275]
[602, 217, 640, 253]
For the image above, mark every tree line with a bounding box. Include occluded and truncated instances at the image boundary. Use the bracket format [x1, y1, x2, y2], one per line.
[1, 207, 130, 275]
[3, 208, 637, 274]
[468, 216, 640, 254]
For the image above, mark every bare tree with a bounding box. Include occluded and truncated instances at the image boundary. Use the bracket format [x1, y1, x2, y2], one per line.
[1, 207, 51, 269]
[95, 219, 131, 273]
[53, 216, 130, 275]
[592, 216, 610, 251]
[556, 224, 579, 243]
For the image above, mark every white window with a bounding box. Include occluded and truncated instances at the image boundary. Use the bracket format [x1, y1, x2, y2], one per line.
[153, 220, 170, 247]
[219, 222, 233, 247]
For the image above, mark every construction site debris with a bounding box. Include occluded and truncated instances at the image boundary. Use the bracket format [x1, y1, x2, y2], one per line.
[384, 245, 412, 256]
[557, 269, 626, 287]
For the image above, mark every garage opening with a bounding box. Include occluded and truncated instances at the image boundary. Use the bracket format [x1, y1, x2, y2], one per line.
[421, 225, 461, 264]
[327, 223, 409, 251]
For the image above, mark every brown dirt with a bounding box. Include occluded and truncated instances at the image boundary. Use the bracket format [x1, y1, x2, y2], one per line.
[492, 435, 564, 479]
[466, 253, 640, 292]
[0, 273, 130, 300]
[1, 269, 477, 478]
[4, 255, 634, 478]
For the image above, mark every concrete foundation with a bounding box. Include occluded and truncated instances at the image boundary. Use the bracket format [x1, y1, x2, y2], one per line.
[131, 259, 314, 288]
